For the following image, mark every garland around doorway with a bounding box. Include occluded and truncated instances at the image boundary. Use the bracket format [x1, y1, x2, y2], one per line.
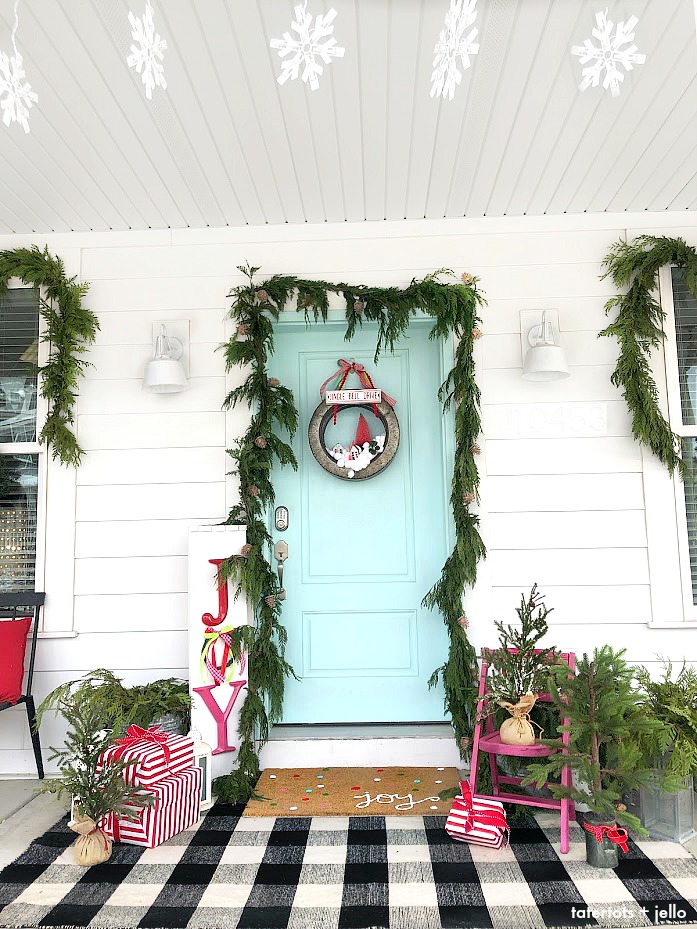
[214, 264, 486, 803]
[0, 245, 98, 467]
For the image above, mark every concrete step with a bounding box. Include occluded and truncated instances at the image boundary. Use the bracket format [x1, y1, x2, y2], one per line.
[259, 723, 465, 768]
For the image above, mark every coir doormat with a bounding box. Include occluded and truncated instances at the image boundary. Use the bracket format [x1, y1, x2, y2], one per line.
[243, 766, 460, 816]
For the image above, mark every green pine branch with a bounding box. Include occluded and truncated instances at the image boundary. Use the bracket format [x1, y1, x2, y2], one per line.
[600, 235, 697, 477]
[0, 246, 98, 468]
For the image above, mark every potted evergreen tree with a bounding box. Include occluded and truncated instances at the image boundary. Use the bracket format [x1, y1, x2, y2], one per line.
[629, 661, 697, 841]
[36, 676, 151, 865]
[38, 669, 192, 737]
[523, 646, 666, 868]
[481, 585, 561, 745]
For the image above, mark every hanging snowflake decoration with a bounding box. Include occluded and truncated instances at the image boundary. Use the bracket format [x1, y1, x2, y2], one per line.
[0, 49, 37, 133]
[270, 4, 345, 91]
[127, 0, 167, 100]
[571, 9, 646, 97]
[0, 1, 37, 134]
[430, 0, 480, 101]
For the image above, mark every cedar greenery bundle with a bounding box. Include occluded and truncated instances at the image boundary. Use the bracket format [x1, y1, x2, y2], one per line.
[37, 669, 191, 737]
[0, 246, 99, 467]
[37, 674, 151, 824]
[523, 646, 666, 832]
[634, 660, 697, 784]
[600, 235, 697, 478]
[214, 263, 486, 803]
[481, 585, 561, 714]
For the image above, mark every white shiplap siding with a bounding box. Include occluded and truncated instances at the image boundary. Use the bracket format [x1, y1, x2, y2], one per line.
[0, 212, 695, 775]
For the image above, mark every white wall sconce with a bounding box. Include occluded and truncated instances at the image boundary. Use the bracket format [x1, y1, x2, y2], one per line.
[520, 309, 570, 382]
[143, 322, 189, 394]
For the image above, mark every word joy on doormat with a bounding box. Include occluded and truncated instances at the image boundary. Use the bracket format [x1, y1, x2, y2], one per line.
[243, 766, 461, 817]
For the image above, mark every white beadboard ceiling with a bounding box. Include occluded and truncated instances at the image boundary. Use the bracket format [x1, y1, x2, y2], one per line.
[0, 0, 696, 233]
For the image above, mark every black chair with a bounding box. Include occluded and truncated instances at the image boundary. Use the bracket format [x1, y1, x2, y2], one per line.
[0, 591, 46, 778]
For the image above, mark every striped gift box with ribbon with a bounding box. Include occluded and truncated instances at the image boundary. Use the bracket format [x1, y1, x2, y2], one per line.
[100, 766, 202, 848]
[445, 781, 510, 849]
[97, 725, 194, 787]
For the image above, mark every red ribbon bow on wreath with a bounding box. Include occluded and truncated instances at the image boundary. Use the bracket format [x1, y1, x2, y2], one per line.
[583, 820, 629, 853]
[202, 626, 248, 686]
[456, 781, 509, 834]
[319, 359, 396, 424]
[112, 725, 171, 766]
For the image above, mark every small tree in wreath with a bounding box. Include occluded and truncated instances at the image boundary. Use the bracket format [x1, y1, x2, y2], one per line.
[482, 585, 562, 745]
[37, 678, 151, 866]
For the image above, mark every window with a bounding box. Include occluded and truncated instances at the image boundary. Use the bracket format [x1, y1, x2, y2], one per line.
[0, 288, 42, 593]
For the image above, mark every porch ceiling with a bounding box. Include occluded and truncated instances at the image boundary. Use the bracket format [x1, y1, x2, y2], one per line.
[1, 0, 696, 234]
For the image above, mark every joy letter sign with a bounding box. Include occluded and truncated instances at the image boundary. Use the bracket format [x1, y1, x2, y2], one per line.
[326, 388, 381, 404]
[188, 526, 250, 778]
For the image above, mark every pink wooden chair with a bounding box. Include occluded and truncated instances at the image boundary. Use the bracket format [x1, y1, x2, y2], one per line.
[469, 648, 575, 854]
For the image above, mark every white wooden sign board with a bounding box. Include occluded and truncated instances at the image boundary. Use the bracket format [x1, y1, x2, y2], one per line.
[188, 525, 250, 780]
[512, 403, 608, 438]
[326, 388, 381, 405]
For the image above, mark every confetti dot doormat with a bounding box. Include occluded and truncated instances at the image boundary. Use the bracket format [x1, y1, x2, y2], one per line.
[243, 766, 461, 816]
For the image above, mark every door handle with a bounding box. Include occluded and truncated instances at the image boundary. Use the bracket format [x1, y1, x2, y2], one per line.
[274, 540, 288, 601]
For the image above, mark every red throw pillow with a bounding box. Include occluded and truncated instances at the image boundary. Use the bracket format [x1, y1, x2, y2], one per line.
[0, 617, 32, 705]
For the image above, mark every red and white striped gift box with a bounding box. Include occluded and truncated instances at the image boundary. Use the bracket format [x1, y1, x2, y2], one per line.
[100, 766, 202, 848]
[445, 781, 510, 849]
[97, 726, 194, 787]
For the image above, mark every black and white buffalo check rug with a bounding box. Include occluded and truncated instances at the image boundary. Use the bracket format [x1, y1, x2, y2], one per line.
[3, 803, 697, 929]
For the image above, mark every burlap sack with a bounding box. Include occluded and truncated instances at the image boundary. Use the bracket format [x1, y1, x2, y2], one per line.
[498, 693, 538, 745]
[69, 813, 113, 866]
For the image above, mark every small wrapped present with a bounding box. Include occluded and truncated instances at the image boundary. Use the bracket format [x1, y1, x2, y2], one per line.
[98, 725, 194, 787]
[445, 781, 510, 848]
[100, 766, 202, 848]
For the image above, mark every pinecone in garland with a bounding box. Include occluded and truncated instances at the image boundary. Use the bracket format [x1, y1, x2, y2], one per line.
[236, 323, 249, 338]
[254, 436, 267, 449]
[457, 614, 469, 630]
[471, 327, 482, 340]
[463, 492, 475, 505]
[256, 289, 269, 303]
[354, 298, 366, 314]
[268, 378, 281, 388]
[240, 543, 252, 557]
[264, 595, 276, 609]
[247, 484, 260, 497]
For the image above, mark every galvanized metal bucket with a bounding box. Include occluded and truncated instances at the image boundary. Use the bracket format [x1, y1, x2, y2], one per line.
[583, 813, 620, 869]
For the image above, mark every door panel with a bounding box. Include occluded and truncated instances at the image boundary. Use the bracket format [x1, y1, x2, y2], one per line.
[268, 319, 450, 723]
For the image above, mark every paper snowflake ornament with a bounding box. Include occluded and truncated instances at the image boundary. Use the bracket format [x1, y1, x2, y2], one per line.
[0, 49, 37, 133]
[571, 9, 646, 97]
[431, 0, 480, 101]
[127, 0, 167, 100]
[270, 4, 345, 91]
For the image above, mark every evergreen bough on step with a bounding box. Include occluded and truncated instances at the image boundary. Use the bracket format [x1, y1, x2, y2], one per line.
[600, 235, 697, 478]
[214, 264, 486, 803]
[0, 246, 98, 467]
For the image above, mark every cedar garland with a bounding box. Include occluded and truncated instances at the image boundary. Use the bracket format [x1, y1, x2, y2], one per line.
[0, 245, 98, 467]
[214, 264, 486, 804]
[600, 235, 697, 478]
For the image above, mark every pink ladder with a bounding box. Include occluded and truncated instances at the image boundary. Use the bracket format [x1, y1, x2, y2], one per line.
[468, 649, 576, 854]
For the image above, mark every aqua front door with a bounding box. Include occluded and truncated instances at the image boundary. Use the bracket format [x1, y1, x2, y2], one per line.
[268, 318, 451, 724]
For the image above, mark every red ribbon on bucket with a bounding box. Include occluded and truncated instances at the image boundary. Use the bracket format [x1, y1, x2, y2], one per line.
[583, 820, 629, 853]
[319, 359, 396, 424]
